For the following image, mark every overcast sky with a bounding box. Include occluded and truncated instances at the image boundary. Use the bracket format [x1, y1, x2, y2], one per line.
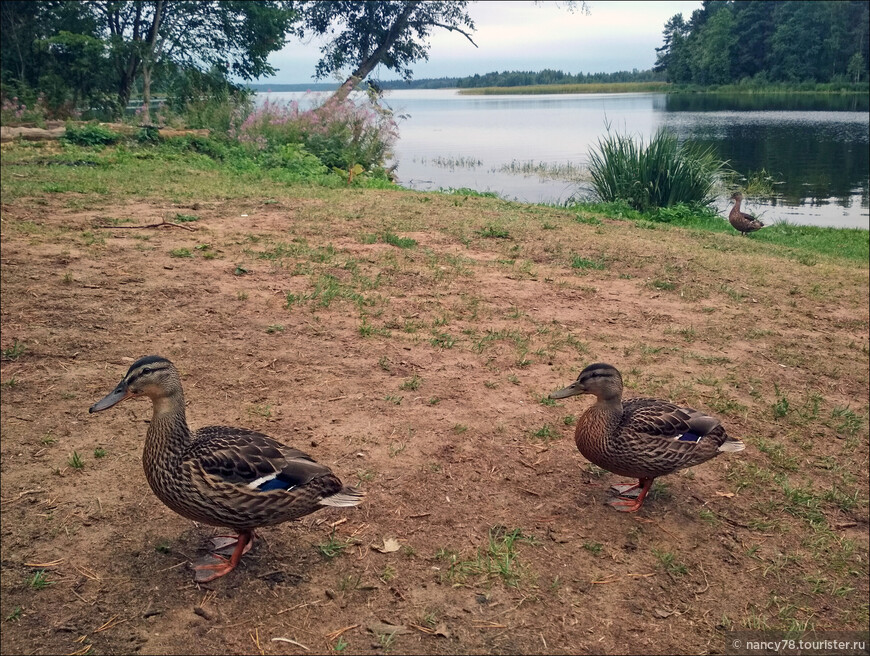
[263, 1, 703, 84]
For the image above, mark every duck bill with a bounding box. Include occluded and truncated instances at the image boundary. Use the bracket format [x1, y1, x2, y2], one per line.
[89, 381, 132, 413]
[549, 382, 584, 400]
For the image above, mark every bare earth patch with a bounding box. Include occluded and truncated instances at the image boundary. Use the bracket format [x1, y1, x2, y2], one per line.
[1, 188, 867, 655]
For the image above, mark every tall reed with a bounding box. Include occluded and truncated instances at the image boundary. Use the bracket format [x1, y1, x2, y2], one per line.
[587, 127, 728, 210]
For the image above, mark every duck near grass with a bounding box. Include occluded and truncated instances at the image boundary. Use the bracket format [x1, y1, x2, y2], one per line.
[550, 363, 745, 512]
[728, 191, 765, 236]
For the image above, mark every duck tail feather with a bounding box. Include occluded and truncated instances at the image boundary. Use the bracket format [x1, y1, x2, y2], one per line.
[718, 439, 746, 453]
[319, 486, 365, 507]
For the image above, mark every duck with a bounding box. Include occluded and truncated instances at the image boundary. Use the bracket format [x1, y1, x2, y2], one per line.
[550, 363, 744, 512]
[89, 355, 363, 582]
[728, 191, 765, 236]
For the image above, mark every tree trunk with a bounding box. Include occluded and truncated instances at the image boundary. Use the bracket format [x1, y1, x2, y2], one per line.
[117, 64, 138, 116]
[329, 1, 421, 104]
[141, 62, 152, 123]
[140, 1, 166, 124]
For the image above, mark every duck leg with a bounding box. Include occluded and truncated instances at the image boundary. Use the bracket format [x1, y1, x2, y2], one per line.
[606, 478, 654, 512]
[209, 532, 257, 557]
[192, 530, 254, 582]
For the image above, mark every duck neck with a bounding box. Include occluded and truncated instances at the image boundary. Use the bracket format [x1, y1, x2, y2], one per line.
[143, 392, 191, 475]
[576, 396, 623, 449]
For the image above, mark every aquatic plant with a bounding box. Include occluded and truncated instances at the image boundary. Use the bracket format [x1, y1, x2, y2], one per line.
[587, 126, 728, 210]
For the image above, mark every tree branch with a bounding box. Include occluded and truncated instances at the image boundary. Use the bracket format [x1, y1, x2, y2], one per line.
[416, 21, 478, 47]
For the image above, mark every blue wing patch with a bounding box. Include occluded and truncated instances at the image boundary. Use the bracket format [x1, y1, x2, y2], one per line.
[256, 478, 294, 491]
[676, 431, 703, 443]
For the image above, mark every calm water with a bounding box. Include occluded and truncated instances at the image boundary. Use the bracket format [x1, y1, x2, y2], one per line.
[261, 89, 870, 230]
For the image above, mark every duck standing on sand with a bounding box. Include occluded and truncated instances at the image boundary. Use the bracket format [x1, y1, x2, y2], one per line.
[550, 363, 745, 512]
[729, 191, 765, 236]
[89, 355, 363, 582]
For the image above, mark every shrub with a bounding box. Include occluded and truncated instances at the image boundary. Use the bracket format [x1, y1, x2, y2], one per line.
[260, 143, 329, 181]
[232, 92, 398, 173]
[587, 126, 728, 210]
[0, 93, 54, 126]
[62, 122, 122, 147]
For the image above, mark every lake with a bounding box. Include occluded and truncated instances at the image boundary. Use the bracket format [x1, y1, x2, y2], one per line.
[260, 89, 870, 230]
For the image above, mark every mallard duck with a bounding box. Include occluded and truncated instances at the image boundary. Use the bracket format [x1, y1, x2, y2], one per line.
[729, 192, 765, 236]
[89, 355, 363, 582]
[550, 363, 744, 512]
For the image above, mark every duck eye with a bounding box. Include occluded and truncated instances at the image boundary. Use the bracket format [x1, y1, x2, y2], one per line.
[142, 367, 152, 375]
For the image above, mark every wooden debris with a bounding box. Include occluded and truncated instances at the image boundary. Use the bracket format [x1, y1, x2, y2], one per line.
[271, 637, 310, 650]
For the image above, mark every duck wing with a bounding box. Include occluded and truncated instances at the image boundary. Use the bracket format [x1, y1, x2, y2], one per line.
[619, 398, 741, 473]
[187, 426, 344, 496]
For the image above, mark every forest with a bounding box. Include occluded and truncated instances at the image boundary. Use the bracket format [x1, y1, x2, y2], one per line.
[654, 0, 869, 85]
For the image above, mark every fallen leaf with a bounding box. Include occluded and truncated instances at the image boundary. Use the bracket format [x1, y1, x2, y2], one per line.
[373, 537, 401, 553]
[434, 622, 451, 638]
[715, 491, 735, 498]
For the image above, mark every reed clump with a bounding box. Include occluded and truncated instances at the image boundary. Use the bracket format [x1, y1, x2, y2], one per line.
[587, 126, 728, 211]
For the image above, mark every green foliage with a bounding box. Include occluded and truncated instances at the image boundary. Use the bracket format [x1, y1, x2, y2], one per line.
[317, 528, 351, 559]
[571, 200, 868, 262]
[233, 94, 397, 177]
[476, 225, 510, 238]
[260, 143, 330, 180]
[67, 451, 85, 469]
[656, 1, 870, 85]
[1, 2, 295, 120]
[27, 570, 52, 590]
[62, 122, 122, 147]
[437, 527, 536, 587]
[455, 69, 666, 88]
[380, 231, 417, 248]
[1, 340, 27, 361]
[587, 126, 728, 210]
[297, 2, 475, 82]
[570, 255, 605, 270]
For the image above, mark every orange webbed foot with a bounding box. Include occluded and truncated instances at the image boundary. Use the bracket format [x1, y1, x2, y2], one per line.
[191, 530, 254, 582]
[605, 478, 653, 513]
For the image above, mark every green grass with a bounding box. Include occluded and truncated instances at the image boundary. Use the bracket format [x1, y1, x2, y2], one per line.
[573, 201, 868, 262]
[570, 255, 606, 270]
[652, 548, 688, 577]
[27, 570, 52, 590]
[1, 139, 862, 263]
[530, 423, 557, 442]
[399, 374, 422, 391]
[381, 231, 417, 248]
[317, 529, 351, 559]
[1, 340, 27, 361]
[476, 225, 511, 239]
[437, 527, 537, 587]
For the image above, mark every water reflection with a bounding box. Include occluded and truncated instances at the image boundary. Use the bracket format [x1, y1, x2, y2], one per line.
[261, 89, 869, 229]
[664, 93, 869, 113]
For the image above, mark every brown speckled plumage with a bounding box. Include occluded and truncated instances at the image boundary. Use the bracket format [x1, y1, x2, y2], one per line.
[550, 363, 744, 511]
[729, 192, 765, 236]
[90, 355, 363, 580]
